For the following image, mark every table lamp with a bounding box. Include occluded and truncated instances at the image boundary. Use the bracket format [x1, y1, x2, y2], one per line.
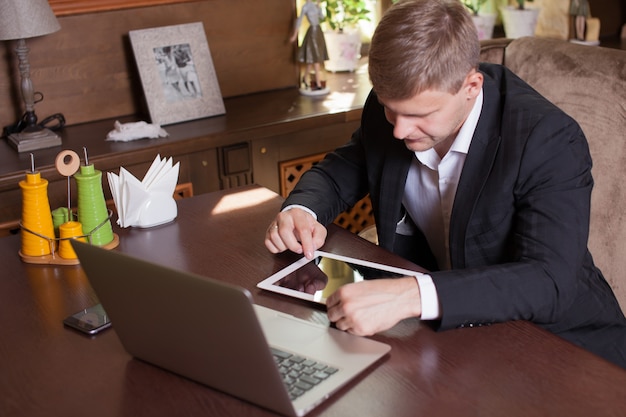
[0, 0, 62, 153]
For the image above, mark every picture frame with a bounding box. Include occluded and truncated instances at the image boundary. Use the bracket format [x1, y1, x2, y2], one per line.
[129, 22, 225, 126]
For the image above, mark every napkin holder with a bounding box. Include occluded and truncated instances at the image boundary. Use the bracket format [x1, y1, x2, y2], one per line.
[130, 191, 178, 228]
[108, 155, 179, 228]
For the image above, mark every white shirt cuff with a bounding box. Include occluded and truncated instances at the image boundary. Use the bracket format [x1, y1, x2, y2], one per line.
[415, 274, 441, 320]
[282, 204, 318, 220]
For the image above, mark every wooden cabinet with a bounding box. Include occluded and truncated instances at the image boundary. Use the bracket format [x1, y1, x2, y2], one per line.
[0, 66, 371, 235]
[251, 114, 361, 195]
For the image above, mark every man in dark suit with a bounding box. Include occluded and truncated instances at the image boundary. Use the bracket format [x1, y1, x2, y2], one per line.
[265, 0, 626, 369]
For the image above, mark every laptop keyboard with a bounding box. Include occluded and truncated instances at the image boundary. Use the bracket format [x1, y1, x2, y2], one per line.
[271, 347, 339, 400]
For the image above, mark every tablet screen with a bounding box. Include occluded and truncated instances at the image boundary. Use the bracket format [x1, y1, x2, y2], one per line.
[257, 251, 422, 304]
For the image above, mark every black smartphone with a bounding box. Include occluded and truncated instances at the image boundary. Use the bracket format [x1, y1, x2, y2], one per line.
[63, 304, 112, 335]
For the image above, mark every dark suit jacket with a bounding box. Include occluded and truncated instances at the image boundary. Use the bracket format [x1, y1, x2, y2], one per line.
[284, 63, 626, 368]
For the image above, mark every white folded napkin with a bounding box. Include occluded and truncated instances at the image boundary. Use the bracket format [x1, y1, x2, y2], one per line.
[106, 120, 168, 142]
[107, 154, 179, 228]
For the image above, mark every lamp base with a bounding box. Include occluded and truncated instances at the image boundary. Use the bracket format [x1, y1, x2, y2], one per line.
[7, 127, 62, 153]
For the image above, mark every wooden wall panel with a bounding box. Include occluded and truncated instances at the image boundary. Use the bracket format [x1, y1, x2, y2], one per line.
[49, 0, 198, 16]
[588, 0, 626, 37]
[0, 0, 298, 128]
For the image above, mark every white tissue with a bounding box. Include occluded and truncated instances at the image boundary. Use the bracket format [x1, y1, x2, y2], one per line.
[107, 154, 179, 228]
[106, 120, 168, 142]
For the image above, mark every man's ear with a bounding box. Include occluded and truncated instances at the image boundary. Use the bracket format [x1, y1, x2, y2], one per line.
[464, 70, 483, 99]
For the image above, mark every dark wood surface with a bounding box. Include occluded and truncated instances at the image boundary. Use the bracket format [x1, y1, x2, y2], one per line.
[0, 77, 367, 192]
[1, 185, 626, 417]
[0, 64, 370, 226]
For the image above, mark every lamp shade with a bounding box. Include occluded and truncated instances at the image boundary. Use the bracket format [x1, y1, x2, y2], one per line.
[0, 0, 61, 41]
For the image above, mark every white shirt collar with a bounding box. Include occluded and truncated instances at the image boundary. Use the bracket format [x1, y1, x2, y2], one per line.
[451, 88, 483, 155]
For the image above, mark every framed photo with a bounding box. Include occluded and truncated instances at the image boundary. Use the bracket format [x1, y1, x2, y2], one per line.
[129, 22, 225, 126]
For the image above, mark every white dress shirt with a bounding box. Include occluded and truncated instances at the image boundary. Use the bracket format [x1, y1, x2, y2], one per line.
[404, 90, 483, 319]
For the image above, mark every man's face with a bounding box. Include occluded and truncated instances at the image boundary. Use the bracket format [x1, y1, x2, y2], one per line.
[379, 70, 482, 156]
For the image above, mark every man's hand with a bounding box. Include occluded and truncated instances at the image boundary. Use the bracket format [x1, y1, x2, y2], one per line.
[326, 277, 422, 335]
[265, 208, 327, 259]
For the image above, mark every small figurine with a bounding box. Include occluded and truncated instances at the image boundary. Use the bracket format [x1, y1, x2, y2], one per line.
[569, 0, 590, 41]
[290, 0, 330, 96]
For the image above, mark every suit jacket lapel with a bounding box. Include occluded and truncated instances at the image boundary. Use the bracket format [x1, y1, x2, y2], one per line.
[377, 140, 413, 249]
[449, 75, 502, 268]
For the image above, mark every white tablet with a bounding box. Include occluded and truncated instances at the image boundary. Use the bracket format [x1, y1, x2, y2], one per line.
[257, 250, 423, 304]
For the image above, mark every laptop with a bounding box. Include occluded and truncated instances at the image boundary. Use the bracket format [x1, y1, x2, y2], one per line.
[72, 242, 391, 417]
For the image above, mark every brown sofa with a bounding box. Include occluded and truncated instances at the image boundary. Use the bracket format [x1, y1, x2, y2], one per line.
[480, 37, 626, 310]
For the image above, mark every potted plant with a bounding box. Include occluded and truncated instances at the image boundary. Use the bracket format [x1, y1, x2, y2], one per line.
[462, 0, 496, 40]
[322, 0, 371, 72]
[500, 0, 540, 38]
[324, 0, 371, 32]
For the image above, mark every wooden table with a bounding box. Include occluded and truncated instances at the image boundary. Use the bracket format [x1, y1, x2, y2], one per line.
[1, 185, 625, 417]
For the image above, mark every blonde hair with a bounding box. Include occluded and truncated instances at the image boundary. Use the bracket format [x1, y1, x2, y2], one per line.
[368, 0, 480, 99]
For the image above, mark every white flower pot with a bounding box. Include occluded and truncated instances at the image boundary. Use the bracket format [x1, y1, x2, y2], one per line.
[472, 13, 497, 40]
[500, 6, 540, 38]
[323, 30, 361, 72]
